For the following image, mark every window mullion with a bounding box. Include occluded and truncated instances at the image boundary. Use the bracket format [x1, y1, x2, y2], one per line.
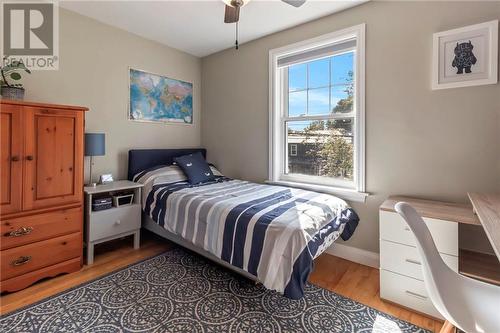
[282, 69, 289, 176]
[326, 113, 356, 119]
[282, 114, 353, 122]
[306, 63, 309, 116]
[329, 57, 332, 114]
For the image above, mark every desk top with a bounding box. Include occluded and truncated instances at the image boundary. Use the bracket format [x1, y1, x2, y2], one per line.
[380, 196, 480, 225]
[84, 180, 143, 194]
[468, 193, 500, 261]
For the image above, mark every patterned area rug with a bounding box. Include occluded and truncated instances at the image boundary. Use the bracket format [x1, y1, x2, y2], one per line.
[1, 248, 431, 333]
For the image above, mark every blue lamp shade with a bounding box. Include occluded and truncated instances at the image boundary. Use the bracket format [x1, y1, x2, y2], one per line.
[85, 133, 105, 156]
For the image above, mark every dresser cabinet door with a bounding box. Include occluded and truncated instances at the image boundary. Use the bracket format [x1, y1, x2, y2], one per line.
[23, 107, 84, 210]
[1, 105, 23, 214]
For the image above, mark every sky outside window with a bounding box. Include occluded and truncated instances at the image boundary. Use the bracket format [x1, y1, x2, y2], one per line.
[331, 52, 354, 85]
[288, 63, 307, 91]
[308, 58, 329, 88]
[287, 51, 355, 129]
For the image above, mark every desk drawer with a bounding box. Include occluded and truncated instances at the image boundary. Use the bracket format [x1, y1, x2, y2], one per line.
[89, 204, 141, 241]
[380, 211, 458, 256]
[380, 240, 458, 280]
[1, 208, 82, 250]
[380, 269, 442, 319]
[0, 232, 81, 280]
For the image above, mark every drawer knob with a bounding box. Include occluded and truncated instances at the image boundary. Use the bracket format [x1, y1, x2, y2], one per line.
[5, 226, 34, 237]
[115, 220, 121, 225]
[26, 155, 34, 161]
[405, 258, 421, 265]
[11, 255, 32, 266]
[405, 290, 427, 300]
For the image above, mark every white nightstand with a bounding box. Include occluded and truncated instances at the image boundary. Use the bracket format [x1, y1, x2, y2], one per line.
[84, 180, 143, 265]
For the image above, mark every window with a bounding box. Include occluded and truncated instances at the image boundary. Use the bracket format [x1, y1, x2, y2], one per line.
[269, 24, 366, 201]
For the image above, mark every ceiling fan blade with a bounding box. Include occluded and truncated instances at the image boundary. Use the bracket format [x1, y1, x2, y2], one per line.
[224, 5, 240, 23]
[282, 0, 306, 7]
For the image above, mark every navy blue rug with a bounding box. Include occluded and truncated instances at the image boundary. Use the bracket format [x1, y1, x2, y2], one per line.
[0, 248, 431, 332]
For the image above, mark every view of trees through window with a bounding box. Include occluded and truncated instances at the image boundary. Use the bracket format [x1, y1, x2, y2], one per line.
[286, 51, 355, 181]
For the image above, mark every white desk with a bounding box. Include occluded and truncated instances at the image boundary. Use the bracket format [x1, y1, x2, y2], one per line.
[468, 193, 500, 261]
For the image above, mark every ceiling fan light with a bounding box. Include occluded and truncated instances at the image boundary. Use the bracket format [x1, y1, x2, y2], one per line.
[222, 0, 249, 8]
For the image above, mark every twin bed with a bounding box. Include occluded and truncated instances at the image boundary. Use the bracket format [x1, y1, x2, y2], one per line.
[128, 148, 359, 299]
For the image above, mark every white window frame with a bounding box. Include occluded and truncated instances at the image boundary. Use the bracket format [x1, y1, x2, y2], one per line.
[268, 24, 367, 203]
[289, 144, 298, 156]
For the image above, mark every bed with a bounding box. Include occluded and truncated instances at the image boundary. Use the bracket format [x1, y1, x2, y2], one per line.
[128, 148, 359, 299]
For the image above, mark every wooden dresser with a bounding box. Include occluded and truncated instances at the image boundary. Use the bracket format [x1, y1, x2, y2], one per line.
[1, 99, 88, 292]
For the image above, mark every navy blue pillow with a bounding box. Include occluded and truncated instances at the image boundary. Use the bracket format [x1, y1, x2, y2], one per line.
[174, 152, 215, 184]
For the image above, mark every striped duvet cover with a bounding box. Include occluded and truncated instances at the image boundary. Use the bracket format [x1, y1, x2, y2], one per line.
[134, 166, 359, 299]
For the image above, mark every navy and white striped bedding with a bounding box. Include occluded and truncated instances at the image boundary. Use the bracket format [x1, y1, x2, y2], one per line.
[134, 165, 359, 299]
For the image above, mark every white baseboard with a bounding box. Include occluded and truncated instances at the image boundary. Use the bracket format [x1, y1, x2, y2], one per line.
[325, 243, 380, 268]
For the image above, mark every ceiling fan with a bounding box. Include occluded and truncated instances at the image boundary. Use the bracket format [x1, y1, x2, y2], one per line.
[223, 0, 306, 49]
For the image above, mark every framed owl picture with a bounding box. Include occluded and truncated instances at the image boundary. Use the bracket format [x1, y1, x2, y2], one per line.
[432, 20, 498, 90]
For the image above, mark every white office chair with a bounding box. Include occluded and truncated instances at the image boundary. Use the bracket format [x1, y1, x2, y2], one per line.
[395, 202, 500, 333]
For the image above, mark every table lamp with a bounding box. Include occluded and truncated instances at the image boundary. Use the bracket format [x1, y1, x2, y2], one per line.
[85, 133, 105, 187]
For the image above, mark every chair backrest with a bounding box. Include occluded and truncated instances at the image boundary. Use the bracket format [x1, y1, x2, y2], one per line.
[395, 202, 457, 320]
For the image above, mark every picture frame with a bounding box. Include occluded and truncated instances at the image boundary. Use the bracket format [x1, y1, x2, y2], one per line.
[128, 67, 193, 125]
[432, 20, 498, 90]
[99, 174, 114, 184]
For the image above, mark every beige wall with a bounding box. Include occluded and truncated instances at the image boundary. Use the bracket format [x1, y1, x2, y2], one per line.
[201, 1, 500, 253]
[22, 8, 202, 181]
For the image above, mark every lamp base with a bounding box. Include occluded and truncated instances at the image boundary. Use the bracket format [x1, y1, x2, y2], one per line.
[87, 156, 97, 188]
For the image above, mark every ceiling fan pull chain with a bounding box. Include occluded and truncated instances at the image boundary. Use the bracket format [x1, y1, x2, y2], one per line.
[235, 22, 239, 50]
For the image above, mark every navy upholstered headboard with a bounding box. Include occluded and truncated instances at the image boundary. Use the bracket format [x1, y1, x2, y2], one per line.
[127, 148, 206, 180]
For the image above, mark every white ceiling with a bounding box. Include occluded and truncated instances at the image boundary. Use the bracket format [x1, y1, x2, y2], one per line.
[60, 0, 366, 57]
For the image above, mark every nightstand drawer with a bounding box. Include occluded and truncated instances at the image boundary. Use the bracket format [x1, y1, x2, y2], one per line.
[1, 208, 82, 250]
[380, 240, 458, 280]
[380, 269, 442, 319]
[89, 204, 141, 241]
[380, 211, 458, 256]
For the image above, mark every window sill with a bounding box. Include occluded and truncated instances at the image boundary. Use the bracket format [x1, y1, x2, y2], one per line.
[265, 180, 369, 203]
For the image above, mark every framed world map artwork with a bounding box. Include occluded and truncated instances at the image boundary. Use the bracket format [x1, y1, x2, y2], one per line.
[128, 68, 193, 124]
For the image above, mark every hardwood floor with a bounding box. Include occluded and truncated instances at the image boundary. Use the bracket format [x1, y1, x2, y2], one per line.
[309, 254, 443, 332]
[1, 230, 443, 332]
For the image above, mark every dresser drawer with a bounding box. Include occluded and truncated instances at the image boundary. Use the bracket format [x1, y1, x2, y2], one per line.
[1, 232, 81, 280]
[380, 269, 442, 319]
[380, 240, 458, 280]
[1, 208, 82, 250]
[380, 211, 458, 256]
[89, 204, 141, 242]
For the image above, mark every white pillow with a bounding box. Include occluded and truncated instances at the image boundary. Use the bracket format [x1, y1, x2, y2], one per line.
[210, 165, 223, 177]
[134, 165, 186, 184]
